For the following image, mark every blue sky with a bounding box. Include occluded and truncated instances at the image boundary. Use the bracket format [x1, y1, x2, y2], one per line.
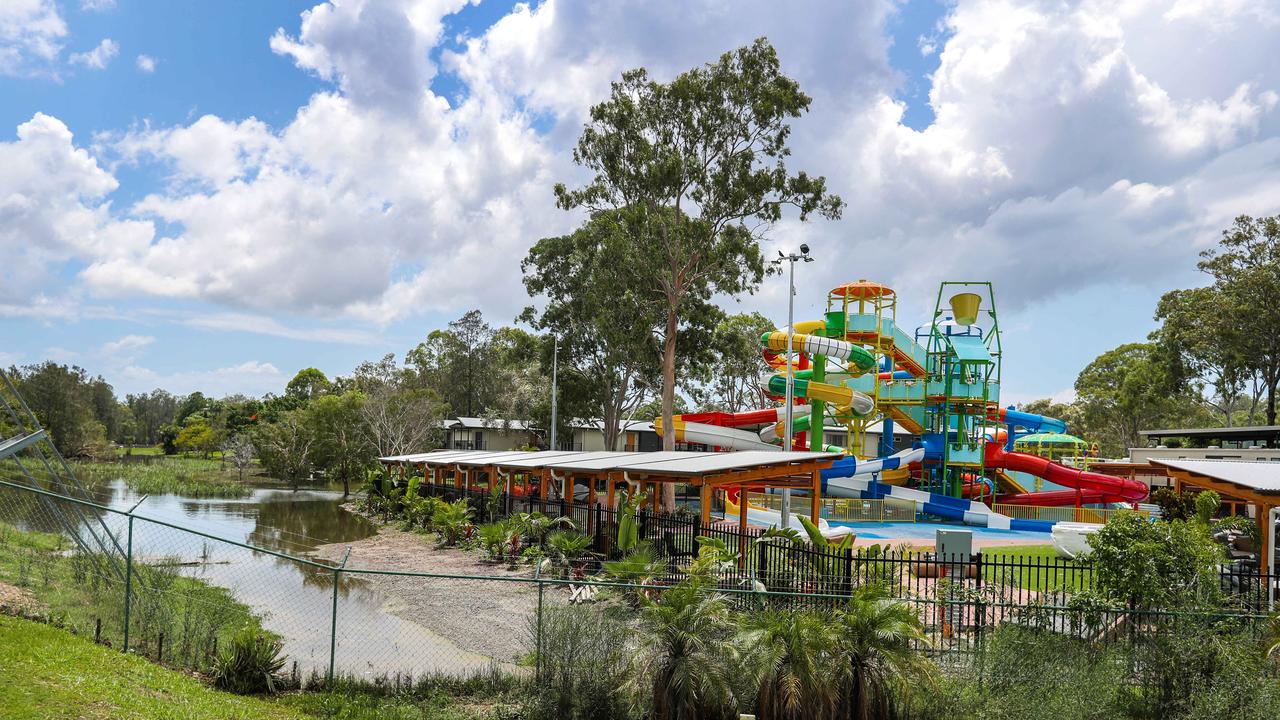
[2, 0, 1277, 404]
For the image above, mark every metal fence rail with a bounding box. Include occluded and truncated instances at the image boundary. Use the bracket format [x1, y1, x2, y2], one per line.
[0, 476, 1275, 684]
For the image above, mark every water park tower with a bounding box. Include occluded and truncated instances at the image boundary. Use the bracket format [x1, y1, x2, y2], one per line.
[919, 283, 1003, 498]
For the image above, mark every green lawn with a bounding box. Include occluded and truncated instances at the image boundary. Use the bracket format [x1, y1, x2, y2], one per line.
[0, 615, 304, 720]
[980, 544, 1092, 593]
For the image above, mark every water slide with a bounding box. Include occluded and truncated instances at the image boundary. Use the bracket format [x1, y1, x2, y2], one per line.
[722, 492, 856, 540]
[652, 416, 784, 452]
[985, 443, 1147, 506]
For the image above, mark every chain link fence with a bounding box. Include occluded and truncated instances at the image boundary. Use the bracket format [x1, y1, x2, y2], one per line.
[0, 475, 1276, 685]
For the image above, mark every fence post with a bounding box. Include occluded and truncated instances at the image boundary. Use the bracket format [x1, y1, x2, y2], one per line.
[328, 547, 350, 684]
[121, 494, 147, 654]
[535, 568, 545, 683]
[843, 547, 854, 596]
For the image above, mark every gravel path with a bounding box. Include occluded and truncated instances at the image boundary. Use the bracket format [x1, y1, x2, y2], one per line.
[313, 526, 563, 667]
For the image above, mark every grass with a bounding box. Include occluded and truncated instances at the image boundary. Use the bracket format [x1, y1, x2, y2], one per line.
[0, 614, 304, 720]
[0, 520, 267, 668]
[980, 544, 1092, 593]
[72, 456, 255, 498]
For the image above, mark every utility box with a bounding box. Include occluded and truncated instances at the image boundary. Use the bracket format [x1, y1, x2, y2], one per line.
[936, 529, 973, 563]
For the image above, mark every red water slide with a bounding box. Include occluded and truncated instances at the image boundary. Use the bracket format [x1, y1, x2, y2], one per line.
[985, 443, 1148, 506]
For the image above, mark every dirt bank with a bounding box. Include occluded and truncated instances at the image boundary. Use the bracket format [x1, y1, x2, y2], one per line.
[313, 525, 563, 667]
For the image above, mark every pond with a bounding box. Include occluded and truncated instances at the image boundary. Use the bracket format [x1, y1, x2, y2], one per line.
[35, 479, 499, 678]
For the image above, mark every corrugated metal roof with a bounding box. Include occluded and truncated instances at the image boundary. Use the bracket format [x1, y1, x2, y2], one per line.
[380, 449, 838, 476]
[450, 417, 537, 431]
[1151, 458, 1280, 494]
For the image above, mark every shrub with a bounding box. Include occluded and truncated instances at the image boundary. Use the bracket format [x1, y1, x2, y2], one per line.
[523, 605, 635, 720]
[211, 626, 289, 694]
[1087, 511, 1224, 609]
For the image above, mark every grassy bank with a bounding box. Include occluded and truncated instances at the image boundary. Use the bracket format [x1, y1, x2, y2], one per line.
[1, 614, 521, 720]
[72, 456, 255, 498]
[0, 614, 303, 720]
[0, 520, 265, 667]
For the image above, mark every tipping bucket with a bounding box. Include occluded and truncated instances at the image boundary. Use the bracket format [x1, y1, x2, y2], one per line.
[949, 292, 981, 326]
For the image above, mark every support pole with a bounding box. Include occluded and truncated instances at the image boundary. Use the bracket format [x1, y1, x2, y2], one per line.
[700, 482, 712, 526]
[738, 485, 749, 568]
[811, 469, 822, 527]
[328, 547, 350, 684]
[121, 494, 147, 654]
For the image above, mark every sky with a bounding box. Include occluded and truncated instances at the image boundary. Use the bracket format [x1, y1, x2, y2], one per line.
[2, 0, 1279, 404]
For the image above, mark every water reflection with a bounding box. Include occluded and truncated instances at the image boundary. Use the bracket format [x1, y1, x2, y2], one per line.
[2, 478, 492, 677]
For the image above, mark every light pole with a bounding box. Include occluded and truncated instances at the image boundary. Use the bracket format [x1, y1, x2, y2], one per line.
[771, 243, 814, 528]
[550, 334, 559, 451]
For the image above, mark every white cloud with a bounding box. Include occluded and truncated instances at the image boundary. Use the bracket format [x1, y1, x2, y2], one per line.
[0, 113, 152, 306]
[115, 360, 285, 397]
[182, 312, 380, 344]
[69, 37, 118, 70]
[45, 346, 79, 363]
[0, 0, 66, 77]
[81, 0, 117, 11]
[5, 0, 1280, 402]
[101, 334, 154, 358]
[135, 54, 156, 73]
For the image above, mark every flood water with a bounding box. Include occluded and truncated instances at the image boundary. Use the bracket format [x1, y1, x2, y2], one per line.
[65, 479, 496, 678]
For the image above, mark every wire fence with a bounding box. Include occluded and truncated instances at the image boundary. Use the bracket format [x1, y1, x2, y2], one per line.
[0, 475, 1276, 686]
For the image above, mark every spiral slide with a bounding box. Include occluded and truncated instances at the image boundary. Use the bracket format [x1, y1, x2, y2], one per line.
[985, 443, 1147, 506]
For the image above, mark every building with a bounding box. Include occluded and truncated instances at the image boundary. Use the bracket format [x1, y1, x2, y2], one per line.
[443, 417, 661, 453]
[443, 417, 538, 451]
[1131, 426, 1280, 463]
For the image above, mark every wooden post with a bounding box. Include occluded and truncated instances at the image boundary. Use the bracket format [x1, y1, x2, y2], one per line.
[540, 469, 549, 500]
[811, 469, 821, 527]
[566, 474, 575, 510]
[1260, 502, 1272, 573]
[700, 482, 712, 526]
[587, 475, 598, 534]
[606, 473, 617, 510]
[651, 482, 661, 512]
[487, 466, 497, 492]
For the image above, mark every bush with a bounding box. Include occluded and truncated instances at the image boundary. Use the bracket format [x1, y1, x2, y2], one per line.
[1087, 511, 1224, 609]
[523, 605, 635, 720]
[211, 626, 289, 694]
[979, 625, 1129, 720]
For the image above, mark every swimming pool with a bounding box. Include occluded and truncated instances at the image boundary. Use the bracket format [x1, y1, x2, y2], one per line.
[829, 520, 1052, 543]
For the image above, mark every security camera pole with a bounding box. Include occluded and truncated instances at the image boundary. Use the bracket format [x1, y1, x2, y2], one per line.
[771, 243, 814, 528]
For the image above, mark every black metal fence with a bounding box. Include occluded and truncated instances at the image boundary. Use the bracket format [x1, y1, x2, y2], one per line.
[414, 481, 1280, 613]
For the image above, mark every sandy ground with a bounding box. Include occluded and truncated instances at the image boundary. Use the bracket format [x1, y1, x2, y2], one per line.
[313, 525, 562, 667]
[0, 581, 42, 614]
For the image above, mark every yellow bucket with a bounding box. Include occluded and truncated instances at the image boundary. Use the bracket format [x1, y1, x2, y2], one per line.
[949, 292, 982, 325]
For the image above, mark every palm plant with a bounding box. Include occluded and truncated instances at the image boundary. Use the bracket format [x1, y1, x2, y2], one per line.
[1267, 613, 1280, 660]
[478, 521, 508, 560]
[738, 610, 842, 720]
[405, 495, 445, 531]
[432, 499, 474, 546]
[832, 585, 935, 720]
[511, 511, 574, 546]
[631, 584, 741, 720]
[603, 545, 666, 606]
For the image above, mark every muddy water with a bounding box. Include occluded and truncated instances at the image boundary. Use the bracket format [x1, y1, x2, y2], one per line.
[84, 480, 495, 678]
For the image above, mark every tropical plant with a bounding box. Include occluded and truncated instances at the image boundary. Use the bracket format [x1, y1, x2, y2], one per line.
[1087, 510, 1224, 609]
[631, 584, 742, 720]
[547, 530, 593, 566]
[1194, 489, 1221, 526]
[603, 545, 666, 606]
[478, 521, 508, 561]
[685, 536, 740, 588]
[404, 495, 445, 531]
[617, 488, 647, 552]
[739, 610, 841, 720]
[211, 626, 289, 695]
[511, 511, 575, 546]
[832, 585, 934, 720]
[433, 499, 475, 546]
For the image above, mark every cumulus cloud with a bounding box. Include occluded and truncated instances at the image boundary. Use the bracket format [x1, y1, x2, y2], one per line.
[0, 0, 66, 77]
[69, 37, 118, 69]
[101, 334, 154, 358]
[135, 54, 155, 73]
[8, 0, 1280, 350]
[0, 113, 152, 311]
